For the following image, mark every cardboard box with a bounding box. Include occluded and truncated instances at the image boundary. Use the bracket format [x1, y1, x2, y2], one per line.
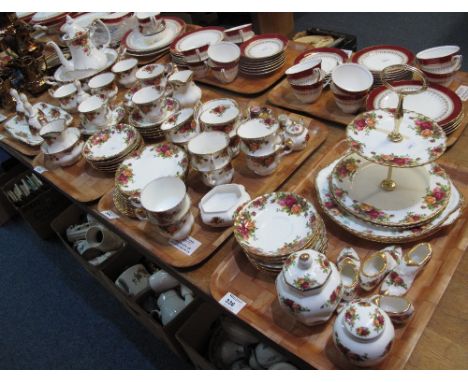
[176, 302, 223, 369]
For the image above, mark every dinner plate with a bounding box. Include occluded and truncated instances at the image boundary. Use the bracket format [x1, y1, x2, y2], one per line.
[174, 26, 224, 52]
[347, 109, 446, 167]
[366, 80, 463, 127]
[329, 152, 451, 227]
[83, 124, 139, 161]
[233, 192, 320, 257]
[352, 45, 415, 72]
[31, 12, 67, 24]
[124, 17, 185, 53]
[316, 158, 463, 243]
[294, 47, 348, 74]
[240, 33, 288, 59]
[115, 143, 188, 197]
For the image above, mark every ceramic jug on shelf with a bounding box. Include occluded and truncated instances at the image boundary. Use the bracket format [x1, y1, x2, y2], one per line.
[46, 15, 111, 72]
[168, 70, 202, 109]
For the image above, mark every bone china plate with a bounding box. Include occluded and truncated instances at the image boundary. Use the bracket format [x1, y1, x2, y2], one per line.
[83, 124, 138, 161]
[351, 45, 415, 72]
[366, 80, 463, 127]
[347, 109, 447, 168]
[174, 26, 224, 52]
[240, 33, 288, 59]
[330, 152, 451, 227]
[115, 143, 188, 196]
[233, 192, 319, 257]
[316, 158, 463, 243]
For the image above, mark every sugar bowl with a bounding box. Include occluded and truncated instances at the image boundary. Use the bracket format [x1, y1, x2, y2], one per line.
[333, 299, 395, 367]
[276, 249, 342, 326]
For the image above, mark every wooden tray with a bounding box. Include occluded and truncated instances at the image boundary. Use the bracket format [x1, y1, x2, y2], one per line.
[32, 153, 114, 203]
[268, 72, 468, 146]
[97, 110, 328, 268]
[0, 126, 41, 157]
[210, 139, 468, 369]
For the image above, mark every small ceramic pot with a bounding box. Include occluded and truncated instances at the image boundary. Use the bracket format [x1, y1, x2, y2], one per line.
[276, 250, 343, 326]
[49, 82, 79, 112]
[199, 184, 251, 227]
[112, 58, 138, 88]
[85, 225, 124, 252]
[88, 72, 118, 100]
[115, 264, 151, 297]
[333, 299, 395, 367]
[78, 95, 109, 128]
[131, 86, 167, 124]
[154, 289, 186, 326]
[131, 176, 189, 226]
[416, 45, 462, 74]
[187, 131, 232, 171]
[161, 108, 200, 145]
[134, 12, 164, 36]
[149, 269, 180, 294]
[281, 119, 310, 151]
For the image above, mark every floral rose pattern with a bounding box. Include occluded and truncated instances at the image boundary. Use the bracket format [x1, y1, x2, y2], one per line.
[116, 164, 134, 186]
[370, 153, 419, 167]
[70, 31, 91, 56]
[235, 211, 256, 241]
[334, 157, 360, 181]
[414, 116, 442, 140]
[385, 271, 408, 290]
[344, 306, 359, 328]
[293, 274, 318, 290]
[349, 112, 379, 135]
[281, 297, 310, 314]
[351, 202, 393, 223]
[320, 285, 342, 309]
[283, 255, 296, 271]
[423, 183, 449, 210]
[356, 327, 371, 337]
[316, 256, 330, 273]
[210, 104, 230, 117]
[428, 144, 445, 161]
[371, 309, 385, 332]
[154, 143, 174, 158]
[275, 193, 308, 215]
[334, 332, 369, 363]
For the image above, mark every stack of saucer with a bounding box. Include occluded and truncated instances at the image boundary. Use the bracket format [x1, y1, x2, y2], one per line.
[351, 45, 415, 87]
[128, 97, 180, 141]
[113, 143, 188, 218]
[82, 124, 143, 172]
[233, 192, 328, 273]
[366, 80, 464, 136]
[239, 34, 288, 76]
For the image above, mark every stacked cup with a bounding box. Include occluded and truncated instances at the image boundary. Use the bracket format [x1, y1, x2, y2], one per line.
[207, 42, 241, 84]
[87, 72, 118, 101]
[286, 58, 325, 103]
[181, 43, 211, 79]
[111, 58, 139, 89]
[416, 45, 463, 87]
[238, 116, 292, 176]
[330, 63, 374, 113]
[188, 131, 235, 187]
[160, 107, 200, 149]
[131, 176, 194, 241]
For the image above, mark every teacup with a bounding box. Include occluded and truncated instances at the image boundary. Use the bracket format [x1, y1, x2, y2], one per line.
[237, 117, 282, 157]
[88, 72, 118, 100]
[331, 63, 373, 113]
[420, 69, 458, 87]
[115, 264, 151, 297]
[131, 86, 167, 124]
[136, 63, 169, 87]
[245, 145, 292, 176]
[66, 222, 95, 242]
[153, 209, 195, 241]
[285, 58, 322, 85]
[78, 95, 110, 129]
[199, 161, 235, 188]
[187, 131, 232, 171]
[223, 23, 254, 43]
[288, 69, 325, 103]
[39, 118, 66, 141]
[112, 58, 139, 88]
[85, 225, 124, 252]
[208, 42, 241, 83]
[131, 176, 189, 226]
[135, 12, 164, 36]
[254, 343, 286, 368]
[154, 290, 186, 326]
[73, 239, 102, 260]
[416, 45, 462, 74]
[49, 82, 79, 112]
[186, 61, 210, 79]
[149, 269, 180, 294]
[161, 108, 200, 145]
[219, 340, 247, 366]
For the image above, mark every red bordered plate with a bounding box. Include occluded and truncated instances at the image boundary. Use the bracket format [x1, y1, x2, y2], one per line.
[171, 26, 224, 54]
[351, 45, 415, 72]
[366, 80, 463, 127]
[240, 33, 288, 59]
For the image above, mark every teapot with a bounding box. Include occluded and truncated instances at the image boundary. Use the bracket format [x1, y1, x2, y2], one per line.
[168, 70, 202, 109]
[276, 249, 343, 326]
[46, 15, 110, 72]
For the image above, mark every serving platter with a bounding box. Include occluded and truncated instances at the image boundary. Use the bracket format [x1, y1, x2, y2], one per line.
[32, 153, 114, 202]
[0, 125, 41, 157]
[210, 139, 468, 369]
[97, 99, 328, 268]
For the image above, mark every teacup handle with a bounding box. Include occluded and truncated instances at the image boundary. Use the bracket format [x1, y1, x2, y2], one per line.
[240, 29, 247, 42]
[220, 68, 229, 83]
[134, 208, 149, 222]
[195, 48, 204, 63]
[164, 63, 175, 77]
[451, 55, 463, 72]
[116, 278, 130, 294]
[276, 139, 293, 157]
[129, 195, 142, 209]
[90, 18, 111, 49]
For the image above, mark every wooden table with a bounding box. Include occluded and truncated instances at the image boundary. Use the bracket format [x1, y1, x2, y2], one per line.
[1, 64, 467, 370]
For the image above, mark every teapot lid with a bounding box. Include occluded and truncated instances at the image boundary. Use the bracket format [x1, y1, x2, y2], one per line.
[342, 300, 386, 341]
[61, 15, 87, 40]
[282, 249, 331, 292]
[285, 120, 305, 136]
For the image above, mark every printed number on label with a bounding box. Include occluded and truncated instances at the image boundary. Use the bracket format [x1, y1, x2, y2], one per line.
[219, 292, 247, 315]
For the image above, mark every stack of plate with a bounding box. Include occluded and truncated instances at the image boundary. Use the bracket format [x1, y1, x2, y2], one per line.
[351, 45, 415, 86]
[122, 17, 186, 64]
[367, 80, 464, 136]
[113, 143, 188, 218]
[82, 124, 143, 172]
[128, 97, 180, 141]
[316, 109, 464, 244]
[294, 47, 349, 83]
[233, 192, 328, 273]
[239, 33, 288, 76]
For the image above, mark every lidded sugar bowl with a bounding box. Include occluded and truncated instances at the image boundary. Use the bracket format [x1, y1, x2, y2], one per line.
[276, 249, 342, 326]
[333, 299, 395, 367]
